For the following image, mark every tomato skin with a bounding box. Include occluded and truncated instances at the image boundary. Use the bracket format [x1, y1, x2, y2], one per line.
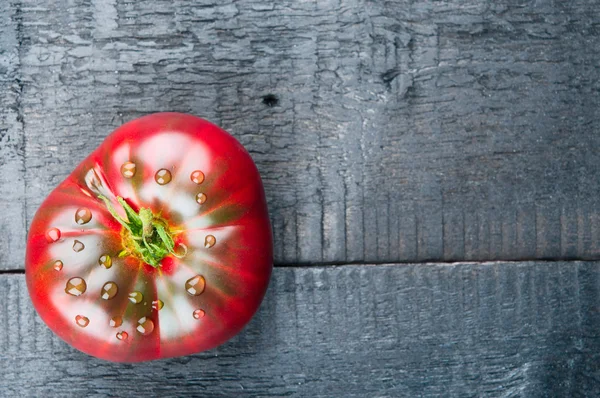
[25, 113, 273, 362]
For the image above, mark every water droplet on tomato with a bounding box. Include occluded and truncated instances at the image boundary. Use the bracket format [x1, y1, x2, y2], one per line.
[121, 161, 136, 178]
[190, 170, 205, 184]
[193, 309, 205, 319]
[204, 235, 216, 249]
[174, 243, 187, 258]
[99, 254, 112, 269]
[116, 331, 128, 341]
[45, 228, 61, 243]
[195, 192, 207, 205]
[185, 275, 206, 296]
[101, 282, 118, 300]
[152, 300, 164, 310]
[128, 291, 143, 304]
[155, 169, 172, 185]
[110, 316, 123, 327]
[75, 207, 92, 225]
[136, 317, 154, 335]
[72, 240, 85, 252]
[65, 277, 87, 296]
[53, 260, 63, 271]
[75, 315, 89, 327]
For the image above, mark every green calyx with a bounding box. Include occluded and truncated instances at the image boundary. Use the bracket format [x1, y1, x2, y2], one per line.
[99, 195, 177, 268]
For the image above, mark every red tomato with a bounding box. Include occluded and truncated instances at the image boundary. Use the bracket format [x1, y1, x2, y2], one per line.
[25, 113, 272, 362]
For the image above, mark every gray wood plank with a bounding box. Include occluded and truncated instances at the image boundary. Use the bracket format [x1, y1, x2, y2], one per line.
[3, 0, 600, 268]
[0, 2, 26, 270]
[2, 262, 600, 397]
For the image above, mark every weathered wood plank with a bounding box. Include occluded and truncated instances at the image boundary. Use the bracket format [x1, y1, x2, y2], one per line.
[1, 262, 599, 397]
[0, 2, 26, 270]
[3, 0, 600, 269]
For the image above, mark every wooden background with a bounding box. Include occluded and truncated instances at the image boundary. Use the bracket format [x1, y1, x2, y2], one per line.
[1, 0, 599, 396]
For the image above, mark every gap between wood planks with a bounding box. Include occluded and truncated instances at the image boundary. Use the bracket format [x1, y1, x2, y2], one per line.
[3, 258, 597, 275]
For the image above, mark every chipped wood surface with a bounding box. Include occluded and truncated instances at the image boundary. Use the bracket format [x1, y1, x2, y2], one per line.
[1, 0, 600, 269]
[2, 1, 600, 396]
[2, 262, 600, 397]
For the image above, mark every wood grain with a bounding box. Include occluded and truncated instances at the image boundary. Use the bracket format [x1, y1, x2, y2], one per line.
[0, 1, 26, 270]
[1, 262, 599, 397]
[3, 0, 600, 268]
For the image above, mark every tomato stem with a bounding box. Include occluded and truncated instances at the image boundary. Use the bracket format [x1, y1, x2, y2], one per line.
[98, 194, 176, 268]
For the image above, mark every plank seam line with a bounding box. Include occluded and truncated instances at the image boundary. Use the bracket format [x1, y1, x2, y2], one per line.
[274, 259, 600, 268]
[0, 270, 25, 275]
[4, 258, 599, 274]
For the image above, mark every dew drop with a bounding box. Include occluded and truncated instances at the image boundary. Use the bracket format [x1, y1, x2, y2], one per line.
[128, 291, 143, 304]
[101, 281, 119, 300]
[121, 161, 136, 178]
[152, 300, 164, 311]
[204, 235, 216, 249]
[193, 309, 205, 319]
[174, 243, 187, 258]
[136, 317, 155, 336]
[109, 316, 123, 327]
[75, 315, 89, 328]
[116, 331, 129, 341]
[155, 169, 172, 185]
[195, 192, 207, 205]
[45, 228, 61, 243]
[53, 260, 63, 271]
[65, 277, 87, 296]
[72, 240, 85, 252]
[185, 275, 206, 296]
[99, 254, 112, 269]
[190, 170, 205, 184]
[75, 207, 92, 225]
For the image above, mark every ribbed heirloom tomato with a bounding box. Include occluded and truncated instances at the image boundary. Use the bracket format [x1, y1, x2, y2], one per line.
[25, 113, 272, 362]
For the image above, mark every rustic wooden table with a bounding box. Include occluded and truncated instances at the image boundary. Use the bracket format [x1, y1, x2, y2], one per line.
[1, 0, 600, 396]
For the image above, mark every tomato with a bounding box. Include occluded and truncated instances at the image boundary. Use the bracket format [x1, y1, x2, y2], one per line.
[25, 113, 272, 362]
